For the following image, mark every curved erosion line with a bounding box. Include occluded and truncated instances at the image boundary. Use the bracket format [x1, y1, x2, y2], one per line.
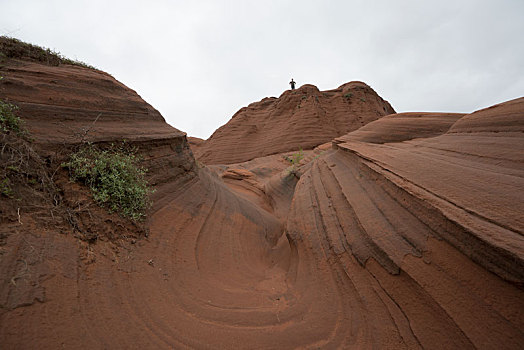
[295, 160, 426, 346]
[334, 155, 424, 257]
[14, 101, 154, 116]
[193, 179, 219, 271]
[418, 142, 524, 167]
[333, 146, 524, 284]
[288, 176, 358, 347]
[407, 144, 524, 178]
[315, 155, 400, 273]
[339, 143, 523, 237]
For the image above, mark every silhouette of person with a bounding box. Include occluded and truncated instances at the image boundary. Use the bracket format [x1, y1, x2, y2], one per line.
[289, 78, 296, 90]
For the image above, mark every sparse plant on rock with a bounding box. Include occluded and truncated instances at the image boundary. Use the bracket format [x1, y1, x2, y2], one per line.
[0, 178, 13, 197]
[62, 142, 153, 221]
[0, 101, 24, 135]
[285, 148, 304, 178]
[291, 148, 304, 165]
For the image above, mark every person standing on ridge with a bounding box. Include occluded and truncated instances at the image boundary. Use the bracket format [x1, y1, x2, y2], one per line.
[289, 78, 296, 90]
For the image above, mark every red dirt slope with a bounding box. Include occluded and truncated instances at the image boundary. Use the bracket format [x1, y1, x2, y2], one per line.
[195, 81, 395, 164]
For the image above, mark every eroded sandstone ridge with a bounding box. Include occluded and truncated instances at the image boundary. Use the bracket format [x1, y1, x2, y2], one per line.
[195, 82, 395, 164]
[1, 38, 523, 349]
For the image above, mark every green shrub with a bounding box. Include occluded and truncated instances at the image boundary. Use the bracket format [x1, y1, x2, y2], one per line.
[291, 148, 304, 165]
[285, 148, 304, 178]
[62, 143, 153, 221]
[0, 178, 13, 197]
[283, 149, 304, 166]
[0, 101, 23, 134]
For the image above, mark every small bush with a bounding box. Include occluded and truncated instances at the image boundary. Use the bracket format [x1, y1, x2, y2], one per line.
[290, 149, 304, 165]
[285, 148, 304, 178]
[0, 101, 23, 134]
[0, 178, 13, 197]
[283, 149, 304, 166]
[62, 143, 153, 221]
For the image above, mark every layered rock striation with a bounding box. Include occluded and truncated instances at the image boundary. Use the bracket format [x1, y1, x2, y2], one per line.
[286, 100, 524, 347]
[0, 45, 196, 204]
[195, 81, 395, 164]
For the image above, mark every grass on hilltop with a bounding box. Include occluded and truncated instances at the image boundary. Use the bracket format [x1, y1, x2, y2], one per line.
[0, 36, 95, 69]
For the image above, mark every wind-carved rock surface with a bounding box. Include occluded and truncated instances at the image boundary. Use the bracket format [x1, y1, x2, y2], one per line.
[1, 40, 523, 349]
[195, 81, 395, 165]
[287, 102, 524, 348]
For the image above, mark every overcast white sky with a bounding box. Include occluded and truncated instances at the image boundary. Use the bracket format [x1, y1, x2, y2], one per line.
[2, 0, 523, 139]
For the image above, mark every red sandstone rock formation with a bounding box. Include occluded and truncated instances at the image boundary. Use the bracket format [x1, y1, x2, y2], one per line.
[187, 136, 204, 153]
[0, 39, 196, 205]
[195, 81, 395, 164]
[1, 38, 523, 349]
[342, 111, 464, 143]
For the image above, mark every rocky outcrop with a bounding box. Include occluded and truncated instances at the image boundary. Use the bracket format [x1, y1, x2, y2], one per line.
[187, 136, 204, 153]
[195, 81, 395, 164]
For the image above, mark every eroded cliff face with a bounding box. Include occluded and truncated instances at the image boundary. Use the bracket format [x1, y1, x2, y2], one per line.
[0, 56, 196, 191]
[1, 39, 523, 349]
[195, 81, 395, 165]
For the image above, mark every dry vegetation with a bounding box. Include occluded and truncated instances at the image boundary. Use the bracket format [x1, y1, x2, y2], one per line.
[0, 36, 95, 69]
